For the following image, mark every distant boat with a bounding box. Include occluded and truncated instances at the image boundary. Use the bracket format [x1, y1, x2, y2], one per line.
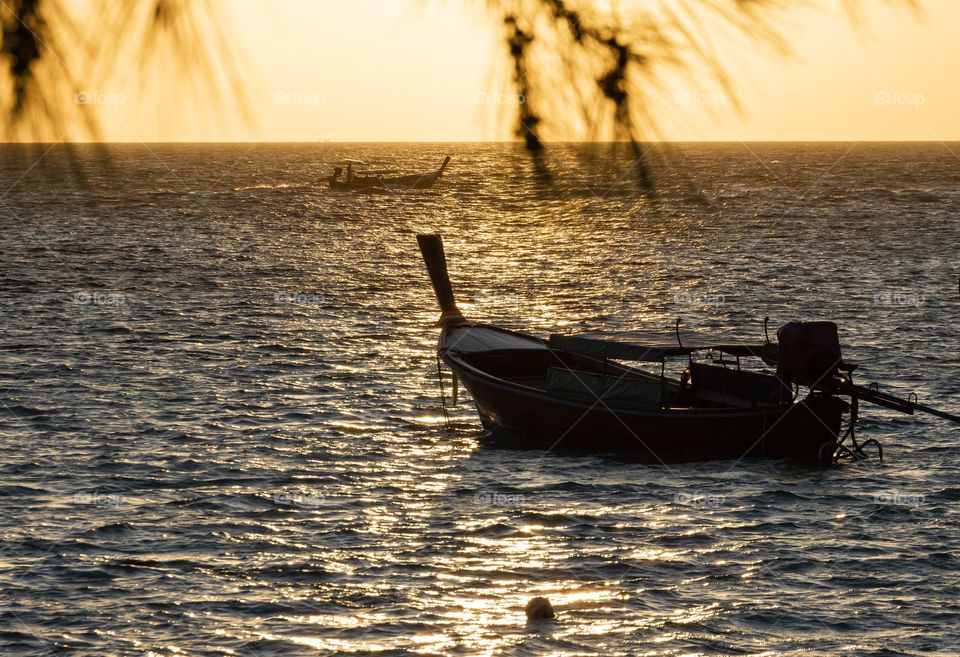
[327, 156, 450, 191]
[416, 234, 959, 462]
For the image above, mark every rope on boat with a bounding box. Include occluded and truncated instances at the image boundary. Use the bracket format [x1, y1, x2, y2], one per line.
[436, 354, 451, 428]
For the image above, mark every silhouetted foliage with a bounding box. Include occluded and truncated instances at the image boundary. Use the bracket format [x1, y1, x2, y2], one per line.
[1, 0, 918, 175]
[488, 0, 918, 185]
[1, 0, 242, 141]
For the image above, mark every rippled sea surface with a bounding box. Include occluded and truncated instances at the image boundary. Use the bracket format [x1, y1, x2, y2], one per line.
[2, 143, 959, 656]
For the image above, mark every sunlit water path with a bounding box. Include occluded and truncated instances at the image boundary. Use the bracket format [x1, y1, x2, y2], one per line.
[1, 143, 958, 655]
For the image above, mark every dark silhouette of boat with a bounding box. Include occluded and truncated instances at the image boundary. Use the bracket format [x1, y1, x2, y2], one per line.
[327, 156, 450, 191]
[416, 234, 959, 462]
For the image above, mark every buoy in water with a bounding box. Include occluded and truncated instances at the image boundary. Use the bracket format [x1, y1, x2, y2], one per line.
[525, 596, 555, 621]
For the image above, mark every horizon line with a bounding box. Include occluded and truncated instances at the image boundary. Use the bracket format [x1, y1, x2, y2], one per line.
[3, 139, 959, 145]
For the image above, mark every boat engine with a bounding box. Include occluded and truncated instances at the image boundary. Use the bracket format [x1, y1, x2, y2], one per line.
[775, 321, 843, 388]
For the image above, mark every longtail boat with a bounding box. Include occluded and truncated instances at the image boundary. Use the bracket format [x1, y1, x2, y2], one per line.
[327, 156, 450, 191]
[417, 234, 959, 462]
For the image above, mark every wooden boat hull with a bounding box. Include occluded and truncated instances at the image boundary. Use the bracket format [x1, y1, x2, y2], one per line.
[444, 348, 844, 461]
[381, 173, 437, 188]
[329, 177, 383, 191]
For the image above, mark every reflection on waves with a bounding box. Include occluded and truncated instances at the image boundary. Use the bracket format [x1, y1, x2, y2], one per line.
[0, 142, 957, 656]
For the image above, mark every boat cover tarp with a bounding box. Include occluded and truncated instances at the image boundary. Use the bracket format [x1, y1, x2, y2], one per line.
[549, 333, 768, 362]
[546, 367, 663, 408]
[689, 363, 793, 404]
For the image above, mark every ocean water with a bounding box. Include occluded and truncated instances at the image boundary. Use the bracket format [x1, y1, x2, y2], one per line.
[1, 142, 958, 656]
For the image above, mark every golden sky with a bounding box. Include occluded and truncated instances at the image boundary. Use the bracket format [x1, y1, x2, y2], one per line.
[92, 0, 960, 142]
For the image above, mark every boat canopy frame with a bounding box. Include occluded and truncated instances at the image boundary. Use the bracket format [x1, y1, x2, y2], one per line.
[548, 332, 770, 364]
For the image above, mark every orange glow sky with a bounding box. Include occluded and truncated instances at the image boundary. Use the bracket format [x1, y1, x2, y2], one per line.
[92, 0, 960, 142]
